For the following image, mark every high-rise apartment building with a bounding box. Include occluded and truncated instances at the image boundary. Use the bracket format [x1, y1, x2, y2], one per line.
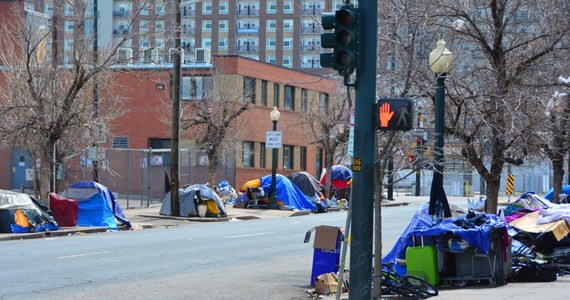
[21, 0, 348, 71]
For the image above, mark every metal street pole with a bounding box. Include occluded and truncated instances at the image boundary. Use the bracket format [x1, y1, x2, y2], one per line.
[92, 0, 99, 183]
[428, 40, 453, 223]
[269, 107, 280, 209]
[170, 0, 181, 216]
[348, 1, 377, 299]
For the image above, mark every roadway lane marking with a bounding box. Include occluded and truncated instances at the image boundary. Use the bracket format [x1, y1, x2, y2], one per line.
[57, 251, 110, 259]
[227, 232, 273, 238]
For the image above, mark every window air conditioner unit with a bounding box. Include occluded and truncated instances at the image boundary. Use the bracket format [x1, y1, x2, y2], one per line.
[118, 48, 133, 64]
[195, 48, 211, 63]
[168, 48, 185, 63]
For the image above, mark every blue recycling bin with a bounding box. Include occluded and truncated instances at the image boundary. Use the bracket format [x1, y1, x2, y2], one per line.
[305, 226, 343, 285]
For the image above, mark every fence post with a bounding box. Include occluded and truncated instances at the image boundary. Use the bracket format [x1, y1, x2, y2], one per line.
[147, 148, 152, 207]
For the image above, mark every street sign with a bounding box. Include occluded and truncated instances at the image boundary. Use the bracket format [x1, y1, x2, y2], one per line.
[265, 131, 282, 148]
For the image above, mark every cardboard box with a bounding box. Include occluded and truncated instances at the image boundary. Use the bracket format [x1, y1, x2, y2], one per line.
[304, 225, 344, 250]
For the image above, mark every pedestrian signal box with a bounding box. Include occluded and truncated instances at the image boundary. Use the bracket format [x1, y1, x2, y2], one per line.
[376, 98, 414, 131]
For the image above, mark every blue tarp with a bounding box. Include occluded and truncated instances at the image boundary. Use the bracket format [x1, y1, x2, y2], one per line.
[383, 203, 507, 274]
[64, 181, 130, 230]
[544, 185, 570, 201]
[260, 174, 316, 211]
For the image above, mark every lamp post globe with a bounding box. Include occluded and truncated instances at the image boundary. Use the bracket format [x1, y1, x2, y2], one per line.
[269, 107, 280, 209]
[428, 39, 453, 224]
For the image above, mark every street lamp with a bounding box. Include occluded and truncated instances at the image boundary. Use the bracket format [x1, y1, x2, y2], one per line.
[269, 107, 280, 209]
[428, 39, 453, 224]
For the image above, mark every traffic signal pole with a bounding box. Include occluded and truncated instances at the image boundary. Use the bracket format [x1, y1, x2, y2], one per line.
[349, 1, 377, 299]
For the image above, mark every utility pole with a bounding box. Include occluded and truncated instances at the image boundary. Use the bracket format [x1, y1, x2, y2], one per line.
[349, 1, 377, 299]
[92, 0, 99, 182]
[170, 0, 181, 216]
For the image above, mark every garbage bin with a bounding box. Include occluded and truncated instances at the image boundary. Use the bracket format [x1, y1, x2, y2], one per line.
[304, 225, 344, 286]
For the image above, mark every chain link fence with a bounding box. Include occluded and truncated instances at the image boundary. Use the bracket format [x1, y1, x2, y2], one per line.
[65, 148, 236, 208]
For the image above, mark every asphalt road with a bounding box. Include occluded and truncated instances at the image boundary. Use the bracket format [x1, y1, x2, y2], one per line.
[0, 202, 429, 300]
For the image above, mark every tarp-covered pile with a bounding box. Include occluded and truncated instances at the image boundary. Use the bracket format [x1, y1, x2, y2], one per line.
[53, 181, 131, 231]
[503, 192, 570, 253]
[0, 189, 59, 233]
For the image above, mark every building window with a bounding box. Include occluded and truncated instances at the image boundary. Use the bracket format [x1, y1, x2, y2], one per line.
[113, 137, 129, 148]
[260, 142, 266, 168]
[273, 83, 280, 107]
[300, 146, 307, 170]
[44, 4, 53, 15]
[284, 85, 295, 110]
[155, 21, 165, 32]
[316, 147, 323, 178]
[243, 77, 256, 103]
[219, 2, 229, 14]
[319, 93, 329, 115]
[284, 1, 294, 13]
[65, 21, 74, 32]
[202, 38, 211, 48]
[267, 1, 277, 14]
[266, 20, 277, 32]
[261, 80, 268, 106]
[266, 56, 276, 64]
[301, 89, 308, 113]
[141, 4, 151, 15]
[283, 145, 294, 169]
[266, 38, 276, 50]
[242, 141, 254, 167]
[203, 20, 212, 32]
[182, 76, 213, 100]
[219, 20, 228, 32]
[283, 56, 292, 68]
[64, 3, 74, 16]
[156, 3, 165, 15]
[283, 38, 293, 50]
[203, 2, 213, 14]
[283, 20, 294, 32]
[218, 38, 228, 49]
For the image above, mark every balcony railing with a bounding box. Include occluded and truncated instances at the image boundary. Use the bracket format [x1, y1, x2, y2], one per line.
[182, 28, 196, 35]
[301, 26, 321, 34]
[301, 44, 319, 52]
[236, 45, 259, 53]
[300, 62, 321, 68]
[301, 8, 323, 15]
[236, 8, 259, 16]
[113, 11, 131, 17]
[236, 28, 259, 35]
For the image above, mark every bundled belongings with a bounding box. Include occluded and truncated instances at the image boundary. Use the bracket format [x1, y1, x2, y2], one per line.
[0, 189, 59, 233]
[314, 272, 349, 296]
[56, 181, 131, 230]
[160, 184, 227, 217]
[237, 175, 316, 211]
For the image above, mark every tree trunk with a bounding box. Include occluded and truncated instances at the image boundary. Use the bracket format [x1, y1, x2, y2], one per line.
[207, 150, 218, 187]
[552, 156, 564, 204]
[324, 149, 334, 199]
[485, 175, 501, 214]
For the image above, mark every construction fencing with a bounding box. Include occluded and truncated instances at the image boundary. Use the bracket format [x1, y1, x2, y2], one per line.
[66, 148, 236, 209]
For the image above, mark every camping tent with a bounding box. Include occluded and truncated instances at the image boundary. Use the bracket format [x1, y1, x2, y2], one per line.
[56, 181, 131, 230]
[160, 184, 227, 217]
[288, 172, 325, 200]
[544, 185, 570, 202]
[0, 189, 59, 233]
[260, 174, 316, 211]
[320, 165, 353, 189]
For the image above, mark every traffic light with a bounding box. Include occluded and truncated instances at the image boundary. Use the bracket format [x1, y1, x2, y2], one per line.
[417, 137, 426, 152]
[407, 155, 416, 164]
[376, 98, 414, 131]
[333, 5, 359, 73]
[319, 4, 359, 75]
[319, 12, 336, 69]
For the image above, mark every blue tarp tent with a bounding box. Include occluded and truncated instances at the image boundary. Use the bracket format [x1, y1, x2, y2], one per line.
[544, 185, 570, 201]
[260, 174, 316, 211]
[60, 181, 130, 230]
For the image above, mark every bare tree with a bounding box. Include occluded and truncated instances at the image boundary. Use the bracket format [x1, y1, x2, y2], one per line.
[179, 58, 252, 187]
[0, 1, 166, 200]
[304, 84, 352, 199]
[431, 0, 570, 213]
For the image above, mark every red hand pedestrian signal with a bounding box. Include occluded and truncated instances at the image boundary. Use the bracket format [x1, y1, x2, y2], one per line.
[376, 98, 414, 131]
[379, 103, 394, 128]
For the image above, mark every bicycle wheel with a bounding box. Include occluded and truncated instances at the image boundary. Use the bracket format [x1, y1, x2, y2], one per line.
[402, 275, 438, 298]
